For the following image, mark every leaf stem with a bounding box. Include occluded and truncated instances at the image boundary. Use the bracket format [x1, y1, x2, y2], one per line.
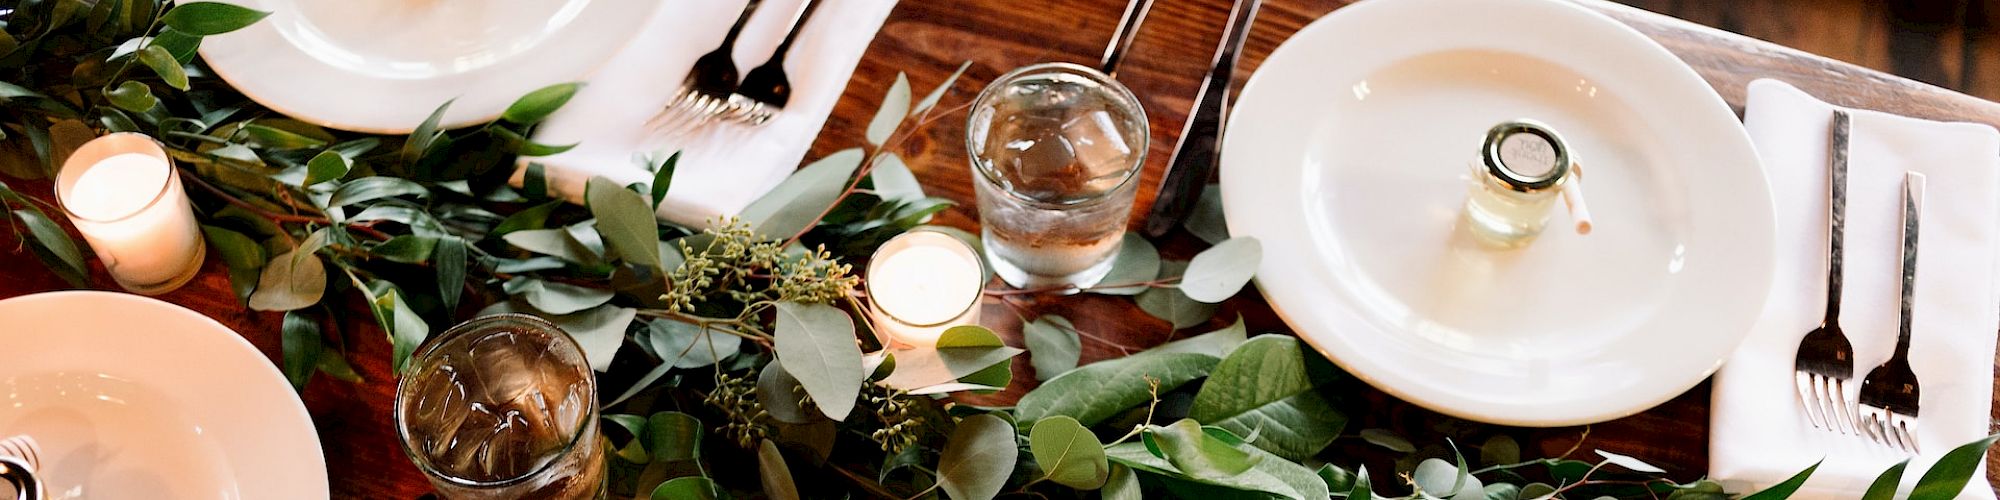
[981, 277, 1181, 297]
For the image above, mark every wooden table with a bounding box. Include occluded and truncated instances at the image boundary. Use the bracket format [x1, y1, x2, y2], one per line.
[1, 0, 1995, 497]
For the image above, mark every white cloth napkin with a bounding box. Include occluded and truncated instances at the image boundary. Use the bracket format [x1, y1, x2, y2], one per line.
[515, 0, 898, 227]
[1710, 79, 1999, 498]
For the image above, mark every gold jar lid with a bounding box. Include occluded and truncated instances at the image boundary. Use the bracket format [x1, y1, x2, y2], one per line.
[1481, 119, 1572, 193]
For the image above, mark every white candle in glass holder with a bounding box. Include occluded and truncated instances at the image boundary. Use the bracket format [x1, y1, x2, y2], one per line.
[56, 133, 205, 295]
[866, 231, 985, 347]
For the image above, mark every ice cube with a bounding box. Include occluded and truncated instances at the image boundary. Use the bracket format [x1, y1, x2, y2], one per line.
[1062, 109, 1134, 193]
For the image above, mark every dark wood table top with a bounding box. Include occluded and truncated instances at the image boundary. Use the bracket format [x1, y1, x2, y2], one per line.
[0, 0, 1995, 497]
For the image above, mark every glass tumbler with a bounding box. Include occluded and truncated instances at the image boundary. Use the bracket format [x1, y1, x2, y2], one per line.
[967, 62, 1150, 288]
[395, 314, 605, 499]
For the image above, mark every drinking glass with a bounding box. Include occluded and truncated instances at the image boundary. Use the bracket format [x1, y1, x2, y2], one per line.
[967, 62, 1150, 288]
[395, 314, 605, 499]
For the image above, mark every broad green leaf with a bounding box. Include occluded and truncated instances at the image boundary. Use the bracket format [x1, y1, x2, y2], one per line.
[369, 235, 436, 264]
[1910, 434, 2000, 500]
[435, 236, 465, 311]
[604, 414, 650, 463]
[239, 120, 332, 149]
[1104, 464, 1143, 500]
[757, 359, 813, 424]
[1186, 185, 1230, 245]
[1318, 464, 1357, 493]
[866, 73, 910, 145]
[937, 414, 1016, 500]
[328, 176, 427, 207]
[1138, 261, 1215, 328]
[154, 28, 201, 64]
[1359, 428, 1414, 453]
[248, 248, 325, 311]
[490, 127, 575, 156]
[201, 225, 264, 300]
[649, 319, 741, 369]
[1024, 314, 1081, 380]
[1189, 335, 1344, 461]
[280, 309, 322, 391]
[1030, 416, 1109, 489]
[11, 209, 88, 287]
[758, 440, 801, 500]
[316, 350, 363, 383]
[501, 82, 582, 124]
[476, 300, 633, 372]
[739, 148, 864, 239]
[349, 205, 446, 236]
[1148, 419, 1259, 479]
[160, 2, 270, 35]
[1483, 483, 1521, 500]
[1093, 233, 1160, 295]
[650, 151, 680, 210]
[1666, 480, 1727, 500]
[651, 477, 727, 500]
[881, 326, 1022, 391]
[495, 200, 562, 236]
[649, 411, 703, 461]
[137, 45, 188, 90]
[1861, 459, 1908, 500]
[772, 302, 862, 421]
[867, 153, 924, 202]
[1518, 482, 1557, 500]
[1414, 458, 1468, 497]
[1482, 435, 1521, 466]
[1180, 237, 1261, 303]
[304, 151, 349, 186]
[1017, 351, 1218, 427]
[522, 162, 550, 200]
[504, 276, 613, 315]
[103, 81, 155, 113]
[586, 176, 662, 272]
[1150, 317, 1248, 357]
[359, 281, 429, 374]
[401, 99, 452, 166]
[913, 61, 972, 114]
[1595, 450, 1665, 474]
[503, 227, 601, 265]
[1741, 460, 1819, 500]
[1350, 464, 1377, 500]
[1107, 441, 1329, 500]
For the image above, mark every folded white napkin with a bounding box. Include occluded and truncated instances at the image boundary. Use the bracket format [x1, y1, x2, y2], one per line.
[515, 0, 898, 227]
[1710, 79, 1999, 498]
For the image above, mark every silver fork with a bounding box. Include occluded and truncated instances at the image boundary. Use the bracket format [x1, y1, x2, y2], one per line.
[727, 0, 820, 126]
[646, 0, 765, 139]
[1794, 110, 1859, 434]
[1857, 171, 1925, 454]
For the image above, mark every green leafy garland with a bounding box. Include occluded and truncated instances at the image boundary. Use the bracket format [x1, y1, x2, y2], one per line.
[0, 2, 1993, 499]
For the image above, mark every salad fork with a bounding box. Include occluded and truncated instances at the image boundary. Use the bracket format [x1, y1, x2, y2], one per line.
[1794, 110, 1858, 434]
[648, 0, 765, 139]
[1857, 171, 1925, 454]
[729, 0, 821, 126]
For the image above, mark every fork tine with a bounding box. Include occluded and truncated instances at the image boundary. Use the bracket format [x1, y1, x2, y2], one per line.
[1796, 372, 1827, 429]
[645, 89, 696, 129]
[1860, 407, 1885, 445]
[1815, 375, 1845, 433]
[1896, 417, 1919, 454]
[1832, 378, 1859, 435]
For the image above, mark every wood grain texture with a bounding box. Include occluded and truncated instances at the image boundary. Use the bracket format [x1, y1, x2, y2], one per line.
[0, 0, 1995, 497]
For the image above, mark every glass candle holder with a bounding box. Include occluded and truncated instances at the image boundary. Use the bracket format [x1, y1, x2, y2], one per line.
[53, 133, 205, 295]
[867, 230, 985, 347]
[395, 314, 605, 499]
[967, 62, 1149, 289]
[1462, 119, 1573, 248]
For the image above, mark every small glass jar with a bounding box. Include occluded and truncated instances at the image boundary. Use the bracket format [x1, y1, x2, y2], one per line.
[1462, 119, 1573, 248]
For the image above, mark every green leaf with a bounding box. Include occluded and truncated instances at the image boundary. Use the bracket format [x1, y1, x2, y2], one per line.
[1861, 459, 1909, 500]
[1148, 419, 1259, 479]
[1151, 317, 1249, 357]
[522, 163, 550, 200]
[160, 2, 270, 35]
[201, 225, 264, 301]
[495, 200, 562, 236]
[328, 177, 427, 207]
[504, 276, 613, 315]
[604, 414, 650, 463]
[1481, 435, 1521, 466]
[1031, 415, 1110, 489]
[1137, 283, 1217, 329]
[357, 280, 429, 374]
[1594, 450, 1665, 474]
[867, 153, 924, 202]
[649, 319, 742, 369]
[1104, 464, 1143, 500]
[369, 235, 437, 264]
[758, 440, 801, 500]
[1024, 314, 1082, 381]
[280, 309, 323, 391]
[435, 236, 465, 311]
[650, 151, 680, 210]
[937, 414, 1016, 500]
[1666, 479, 1727, 500]
[248, 248, 325, 311]
[1910, 434, 2000, 500]
[1318, 464, 1357, 493]
[649, 411, 703, 462]
[651, 477, 727, 500]
[1414, 458, 1467, 497]
[866, 73, 910, 145]
[1518, 482, 1557, 500]
[1189, 335, 1344, 461]
[503, 227, 602, 265]
[401, 99, 452, 166]
[1186, 184, 1231, 245]
[1360, 428, 1414, 453]
[153, 28, 201, 64]
[501, 82, 583, 124]
[1107, 440, 1328, 500]
[1483, 483, 1521, 500]
[1180, 237, 1261, 303]
[772, 302, 863, 421]
[303, 151, 349, 187]
[490, 127, 576, 156]
[103, 81, 155, 113]
[1016, 351, 1218, 427]
[1741, 459, 1819, 500]
[586, 176, 662, 272]
[474, 301, 632, 372]
[756, 359, 814, 424]
[1094, 233, 1160, 295]
[1349, 464, 1376, 500]
[913, 61, 972, 115]
[11, 208, 88, 287]
[739, 148, 865, 239]
[137, 45, 188, 90]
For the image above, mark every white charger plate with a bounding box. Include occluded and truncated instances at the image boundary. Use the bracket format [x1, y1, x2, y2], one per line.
[197, 0, 658, 133]
[0, 291, 327, 497]
[1220, 0, 1775, 426]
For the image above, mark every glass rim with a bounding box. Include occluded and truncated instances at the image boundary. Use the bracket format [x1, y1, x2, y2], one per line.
[865, 229, 985, 328]
[54, 132, 179, 224]
[965, 61, 1150, 209]
[392, 313, 598, 489]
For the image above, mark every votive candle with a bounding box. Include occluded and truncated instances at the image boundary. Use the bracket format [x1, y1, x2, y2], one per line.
[866, 230, 985, 347]
[55, 133, 205, 295]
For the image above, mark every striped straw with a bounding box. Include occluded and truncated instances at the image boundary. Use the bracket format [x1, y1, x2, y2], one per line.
[0, 435, 37, 471]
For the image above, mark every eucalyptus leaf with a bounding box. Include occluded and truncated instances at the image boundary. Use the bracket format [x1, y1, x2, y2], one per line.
[1104, 464, 1143, 500]
[103, 81, 155, 113]
[1024, 314, 1082, 381]
[503, 228, 601, 265]
[1741, 460, 1819, 500]
[604, 414, 650, 463]
[586, 176, 662, 272]
[11, 208, 88, 287]
[1030, 415, 1109, 489]
[937, 414, 1016, 500]
[1414, 458, 1466, 497]
[1016, 351, 1218, 427]
[160, 2, 270, 35]
[1481, 435, 1521, 466]
[650, 477, 727, 500]
[1909, 433, 2000, 500]
[137, 45, 187, 90]
[1483, 483, 1521, 500]
[280, 309, 322, 391]
[1180, 237, 1261, 303]
[154, 28, 201, 64]
[501, 82, 582, 124]
[866, 73, 910, 145]
[1138, 261, 1216, 328]
[370, 235, 436, 264]
[360, 281, 429, 374]
[649, 319, 741, 369]
[304, 150, 349, 187]
[913, 61, 971, 115]
[1666, 480, 1727, 500]
[868, 153, 924, 202]
[328, 176, 427, 207]
[739, 148, 864, 239]
[1594, 450, 1665, 474]
[1148, 419, 1259, 479]
[248, 248, 325, 311]
[476, 301, 633, 372]
[1107, 441, 1328, 500]
[1189, 335, 1344, 461]
[880, 326, 1023, 390]
[649, 411, 703, 462]
[201, 225, 264, 301]
[1517, 482, 1557, 500]
[1359, 428, 1415, 454]
[1150, 317, 1248, 357]
[1094, 233, 1160, 295]
[757, 359, 813, 424]
[758, 440, 801, 500]
[1860, 459, 1908, 500]
[504, 276, 614, 315]
[772, 302, 862, 421]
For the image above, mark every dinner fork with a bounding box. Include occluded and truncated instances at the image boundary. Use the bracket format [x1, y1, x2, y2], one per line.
[1858, 171, 1925, 454]
[1794, 110, 1858, 434]
[648, 0, 765, 139]
[729, 0, 821, 126]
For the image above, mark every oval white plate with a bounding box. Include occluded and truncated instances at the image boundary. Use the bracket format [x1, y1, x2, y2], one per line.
[0, 291, 327, 497]
[198, 0, 658, 133]
[1221, 0, 1774, 426]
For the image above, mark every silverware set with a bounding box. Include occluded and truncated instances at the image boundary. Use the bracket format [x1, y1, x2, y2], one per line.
[647, 0, 822, 139]
[1792, 110, 1925, 454]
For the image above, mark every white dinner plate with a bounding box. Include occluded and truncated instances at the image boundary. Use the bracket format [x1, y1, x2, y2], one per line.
[197, 0, 658, 133]
[1220, 0, 1775, 426]
[0, 291, 328, 497]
